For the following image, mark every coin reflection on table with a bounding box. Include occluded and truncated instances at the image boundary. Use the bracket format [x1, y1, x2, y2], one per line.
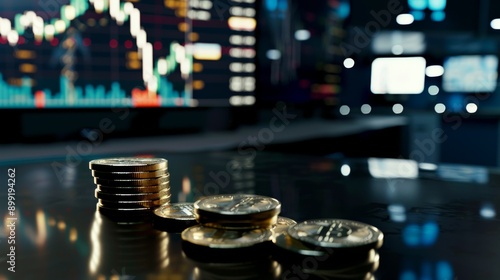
[156, 231, 196, 278]
[88, 210, 167, 277]
[189, 258, 281, 280]
[181, 225, 274, 263]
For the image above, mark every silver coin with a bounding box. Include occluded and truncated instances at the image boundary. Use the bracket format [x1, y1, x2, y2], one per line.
[92, 169, 169, 179]
[194, 194, 281, 216]
[181, 225, 273, 249]
[273, 216, 297, 234]
[154, 203, 196, 220]
[98, 194, 171, 208]
[287, 219, 384, 249]
[96, 203, 152, 216]
[273, 231, 326, 257]
[94, 174, 170, 186]
[96, 182, 170, 194]
[89, 157, 168, 172]
[197, 215, 278, 230]
[95, 188, 171, 201]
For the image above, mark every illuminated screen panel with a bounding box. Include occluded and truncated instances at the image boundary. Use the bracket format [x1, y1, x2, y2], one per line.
[442, 55, 498, 93]
[370, 57, 426, 94]
[0, 0, 256, 108]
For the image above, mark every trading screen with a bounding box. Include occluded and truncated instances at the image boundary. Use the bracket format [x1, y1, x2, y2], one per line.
[0, 0, 256, 108]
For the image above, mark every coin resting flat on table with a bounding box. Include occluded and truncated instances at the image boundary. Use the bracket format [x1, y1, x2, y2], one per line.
[153, 203, 198, 232]
[272, 231, 379, 269]
[287, 219, 384, 252]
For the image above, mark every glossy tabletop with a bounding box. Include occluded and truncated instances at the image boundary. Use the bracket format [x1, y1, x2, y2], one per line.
[0, 150, 499, 280]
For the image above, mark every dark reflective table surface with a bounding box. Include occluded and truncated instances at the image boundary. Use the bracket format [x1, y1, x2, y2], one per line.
[1, 150, 500, 279]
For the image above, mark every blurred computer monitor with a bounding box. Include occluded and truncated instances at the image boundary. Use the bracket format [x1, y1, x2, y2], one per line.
[0, 1, 256, 109]
[0, 0, 257, 142]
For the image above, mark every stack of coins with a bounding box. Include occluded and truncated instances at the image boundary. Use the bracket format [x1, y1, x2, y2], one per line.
[181, 194, 283, 263]
[272, 219, 383, 279]
[89, 157, 171, 220]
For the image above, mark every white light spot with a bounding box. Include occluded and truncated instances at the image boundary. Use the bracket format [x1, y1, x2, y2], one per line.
[242, 95, 256, 105]
[426, 65, 444, 77]
[361, 104, 372, 114]
[340, 164, 351, 176]
[339, 105, 350, 116]
[343, 58, 355, 69]
[396, 14, 414, 25]
[368, 158, 418, 179]
[480, 205, 496, 219]
[434, 103, 446, 114]
[466, 103, 478, 113]
[491, 19, 500, 30]
[244, 63, 256, 72]
[230, 62, 243, 72]
[230, 95, 243, 106]
[391, 44, 404, 55]
[371, 57, 426, 94]
[244, 36, 256, 45]
[419, 162, 438, 171]
[392, 103, 404, 114]
[294, 29, 311, 41]
[428, 85, 440, 95]
[266, 49, 281, 60]
[230, 35, 243, 45]
[64, 5, 76, 21]
[7, 30, 18, 46]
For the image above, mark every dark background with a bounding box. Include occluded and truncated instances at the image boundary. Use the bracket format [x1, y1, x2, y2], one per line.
[2, 0, 500, 167]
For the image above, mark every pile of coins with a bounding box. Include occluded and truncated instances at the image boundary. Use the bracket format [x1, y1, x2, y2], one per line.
[89, 157, 171, 220]
[159, 194, 384, 279]
[178, 194, 282, 263]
